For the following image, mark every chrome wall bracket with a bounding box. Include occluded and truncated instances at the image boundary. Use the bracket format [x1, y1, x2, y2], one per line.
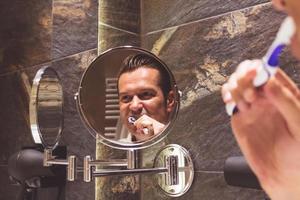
[83, 144, 194, 197]
[43, 149, 76, 181]
[154, 144, 194, 197]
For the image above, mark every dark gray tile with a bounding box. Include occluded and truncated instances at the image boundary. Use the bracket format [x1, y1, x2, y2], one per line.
[141, 172, 266, 200]
[98, 25, 141, 52]
[0, 71, 36, 165]
[142, 0, 270, 33]
[141, 4, 291, 172]
[52, 0, 98, 59]
[99, 0, 140, 34]
[0, 49, 97, 198]
[0, 0, 52, 75]
[0, 166, 20, 200]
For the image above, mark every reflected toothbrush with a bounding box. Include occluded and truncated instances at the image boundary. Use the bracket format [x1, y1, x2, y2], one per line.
[128, 108, 149, 134]
[226, 17, 296, 116]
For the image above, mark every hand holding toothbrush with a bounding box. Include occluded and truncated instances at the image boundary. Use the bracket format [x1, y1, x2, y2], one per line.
[225, 17, 295, 116]
[133, 114, 165, 141]
[221, 17, 300, 200]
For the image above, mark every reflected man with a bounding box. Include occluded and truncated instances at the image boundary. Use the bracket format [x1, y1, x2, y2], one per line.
[118, 53, 175, 142]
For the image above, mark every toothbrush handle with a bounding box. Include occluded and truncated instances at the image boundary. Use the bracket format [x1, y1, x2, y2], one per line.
[225, 67, 270, 116]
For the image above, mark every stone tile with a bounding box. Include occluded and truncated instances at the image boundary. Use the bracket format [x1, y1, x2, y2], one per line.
[98, 25, 141, 52]
[141, 172, 266, 200]
[3, 49, 98, 200]
[142, 0, 270, 33]
[52, 0, 98, 59]
[141, 4, 292, 171]
[1, 165, 65, 200]
[0, 0, 52, 75]
[99, 0, 140, 34]
[0, 71, 36, 165]
[0, 165, 20, 200]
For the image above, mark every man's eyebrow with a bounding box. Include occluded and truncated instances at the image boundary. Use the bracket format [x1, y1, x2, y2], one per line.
[118, 92, 129, 96]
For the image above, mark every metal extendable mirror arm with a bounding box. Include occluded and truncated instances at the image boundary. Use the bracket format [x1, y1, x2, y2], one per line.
[29, 66, 76, 181]
[82, 144, 194, 197]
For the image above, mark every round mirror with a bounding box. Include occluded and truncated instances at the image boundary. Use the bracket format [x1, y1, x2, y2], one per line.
[77, 46, 179, 149]
[30, 66, 63, 150]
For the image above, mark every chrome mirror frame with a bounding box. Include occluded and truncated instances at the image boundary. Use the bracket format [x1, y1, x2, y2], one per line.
[30, 66, 63, 150]
[76, 46, 180, 150]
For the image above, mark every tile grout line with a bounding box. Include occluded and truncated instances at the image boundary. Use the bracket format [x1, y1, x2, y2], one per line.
[194, 170, 224, 174]
[144, 2, 271, 35]
[0, 47, 98, 78]
[99, 22, 140, 36]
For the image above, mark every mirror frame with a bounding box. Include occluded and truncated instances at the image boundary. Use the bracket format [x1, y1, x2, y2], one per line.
[77, 46, 180, 150]
[29, 66, 64, 150]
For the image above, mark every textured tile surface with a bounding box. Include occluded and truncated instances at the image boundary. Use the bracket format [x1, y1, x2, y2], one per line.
[52, 0, 98, 59]
[99, 0, 140, 33]
[0, 166, 20, 200]
[142, 0, 270, 33]
[0, 0, 52, 75]
[0, 70, 35, 165]
[141, 172, 266, 200]
[98, 25, 140, 53]
[0, 50, 97, 200]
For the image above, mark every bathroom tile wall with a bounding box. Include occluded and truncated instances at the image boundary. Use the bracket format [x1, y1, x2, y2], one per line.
[0, 0, 98, 199]
[2, 1, 300, 200]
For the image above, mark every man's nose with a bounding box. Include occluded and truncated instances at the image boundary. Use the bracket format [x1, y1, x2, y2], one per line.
[129, 96, 143, 112]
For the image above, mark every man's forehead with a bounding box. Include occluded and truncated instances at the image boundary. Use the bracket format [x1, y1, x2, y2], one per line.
[119, 67, 161, 83]
[118, 67, 162, 92]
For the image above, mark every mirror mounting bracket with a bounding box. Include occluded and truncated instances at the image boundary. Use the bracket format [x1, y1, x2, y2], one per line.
[83, 144, 194, 197]
[43, 149, 76, 181]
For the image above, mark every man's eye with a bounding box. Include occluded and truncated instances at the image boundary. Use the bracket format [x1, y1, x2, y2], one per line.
[139, 91, 154, 100]
[120, 95, 132, 103]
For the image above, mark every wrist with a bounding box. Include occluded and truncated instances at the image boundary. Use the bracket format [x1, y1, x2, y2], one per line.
[263, 181, 300, 200]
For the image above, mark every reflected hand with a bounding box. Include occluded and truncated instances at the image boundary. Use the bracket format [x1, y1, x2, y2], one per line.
[133, 115, 165, 141]
[222, 59, 300, 200]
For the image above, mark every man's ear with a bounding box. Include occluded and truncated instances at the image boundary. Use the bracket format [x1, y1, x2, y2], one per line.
[166, 90, 175, 113]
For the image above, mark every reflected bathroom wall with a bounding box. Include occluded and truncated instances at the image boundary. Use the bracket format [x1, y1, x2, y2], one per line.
[0, 0, 98, 199]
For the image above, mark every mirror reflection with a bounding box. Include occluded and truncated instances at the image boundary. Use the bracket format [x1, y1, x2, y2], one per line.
[78, 46, 179, 148]
[30, 66, 63, 149]
[118, 54, 175, 142]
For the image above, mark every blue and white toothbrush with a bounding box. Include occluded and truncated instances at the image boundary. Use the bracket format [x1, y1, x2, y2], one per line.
[226, 17, 296, 116]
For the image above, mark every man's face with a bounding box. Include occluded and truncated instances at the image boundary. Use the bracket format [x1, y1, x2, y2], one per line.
[118, 67, 172, 134]
[273, 0, 300, 58]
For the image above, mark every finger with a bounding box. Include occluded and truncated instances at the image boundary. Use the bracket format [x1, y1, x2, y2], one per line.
[230, 60, 258, 103]
[237, 68, 258, 103]
[228, 73, 244, 103]
[222, 83, 233, 103]
[265, 78, 300, 140]
[274, 69, 300, 98]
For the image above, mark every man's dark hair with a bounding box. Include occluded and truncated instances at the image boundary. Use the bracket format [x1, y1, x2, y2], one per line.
[118, 53, 172, 99]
